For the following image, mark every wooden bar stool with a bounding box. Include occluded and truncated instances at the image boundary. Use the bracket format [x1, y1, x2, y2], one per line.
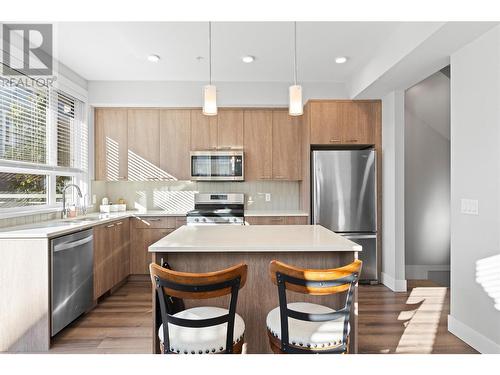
[266, 259, 362, 354]
[150, 263, 247, 354]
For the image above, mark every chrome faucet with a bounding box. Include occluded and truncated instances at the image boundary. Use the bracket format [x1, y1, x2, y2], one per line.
[61, 184, 83, 219]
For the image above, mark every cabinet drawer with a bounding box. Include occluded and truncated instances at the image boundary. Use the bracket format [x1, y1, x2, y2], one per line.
[130, 216, 176, 229]
[245, 216, 308, 225]
[245, 216, 285, 225]
[285, 216, 308, 225]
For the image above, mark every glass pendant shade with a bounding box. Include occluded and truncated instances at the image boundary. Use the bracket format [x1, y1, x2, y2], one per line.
[288, 84, 303, 116]
[203, 85, 217, 116]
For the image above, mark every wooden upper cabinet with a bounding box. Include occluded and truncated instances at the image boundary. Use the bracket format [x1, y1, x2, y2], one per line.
[190, 110, 218, 150]
[310, 102, 342, 145]
[95, 108, 128, 181]
[160, 110, 191, 181]
[217, 110, 244, 149]
[309, 101, 377, 145]
[127, 109, 160, 181]
[244, 110, 273, 180]
[272, 110, 301, 180]
[347, 102, 376, 144]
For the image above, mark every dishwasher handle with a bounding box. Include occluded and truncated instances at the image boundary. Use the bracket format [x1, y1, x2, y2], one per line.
[53, 235, 93, 253]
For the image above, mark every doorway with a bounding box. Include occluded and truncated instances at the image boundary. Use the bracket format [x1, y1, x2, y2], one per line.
[404, 67, 451, 287]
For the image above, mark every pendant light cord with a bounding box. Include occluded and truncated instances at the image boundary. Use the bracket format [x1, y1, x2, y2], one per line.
[209, 21, 212, 85]
[293, 21, 297, 85]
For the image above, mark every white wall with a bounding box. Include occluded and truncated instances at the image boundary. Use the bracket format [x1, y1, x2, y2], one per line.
[405, 71, 450, 281]
[88, 81, 348, 107]
[449, 26, 500, 353]
[381, 90, 407, 292]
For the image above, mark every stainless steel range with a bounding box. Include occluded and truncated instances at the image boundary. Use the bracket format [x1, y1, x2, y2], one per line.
[187, 193, 245, 225]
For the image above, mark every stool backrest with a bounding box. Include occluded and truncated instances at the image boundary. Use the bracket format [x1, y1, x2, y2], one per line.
[269, 259, 362, 354]
[150, 263, 247, 354]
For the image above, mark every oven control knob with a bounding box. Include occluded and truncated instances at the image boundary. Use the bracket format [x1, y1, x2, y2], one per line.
[233, 218, 237, 222]
[194, 218, 199, 222]
[202, 218, 207, 222]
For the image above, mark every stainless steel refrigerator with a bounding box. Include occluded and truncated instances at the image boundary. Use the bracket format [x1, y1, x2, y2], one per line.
[311, 149, 377, 282]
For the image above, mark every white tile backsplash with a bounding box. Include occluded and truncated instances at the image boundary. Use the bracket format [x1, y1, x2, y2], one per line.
[93, 180, 300, 212]
[0, 180, 300, 228]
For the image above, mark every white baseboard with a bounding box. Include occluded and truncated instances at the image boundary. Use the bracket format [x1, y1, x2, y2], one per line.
[448, 315, 500, 353]
[405, 264, 450, 280]
[380, 272, 407, 292]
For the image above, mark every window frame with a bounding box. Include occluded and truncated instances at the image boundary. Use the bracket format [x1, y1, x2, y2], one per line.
[0, 86, 89, 218]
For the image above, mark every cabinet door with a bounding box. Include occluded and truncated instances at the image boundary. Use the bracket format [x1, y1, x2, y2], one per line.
[95, 108, 128, 181]
[130, 228, 174, 274]
[112, 219, 129, 285]
[343, 102, 376, 145]
[244, 110, 273, 180]
[272, 110, 301, 180]
[309, 102, 342, 145]
[93, 223, 114, 299]
[127, 109, 160, 181]
[160, 110, 191, 181]
[190, 110, 218, 150]
[217, 110, 244, 149]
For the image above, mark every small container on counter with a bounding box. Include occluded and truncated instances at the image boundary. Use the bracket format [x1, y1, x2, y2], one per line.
[100, 204, 110, 213]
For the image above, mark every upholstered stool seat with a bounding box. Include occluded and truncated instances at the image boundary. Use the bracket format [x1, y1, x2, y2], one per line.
[266, 302, 346, 349]
[158, 306, 245, 354]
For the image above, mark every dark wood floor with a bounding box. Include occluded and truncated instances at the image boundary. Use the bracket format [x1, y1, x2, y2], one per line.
[50, 278, 478, 354]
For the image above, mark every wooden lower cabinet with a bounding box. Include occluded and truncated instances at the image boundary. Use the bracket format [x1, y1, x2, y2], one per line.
[94, 219, 130, 299]
[112, 219, 130, 285]
[245, 216, 308, 225]
[93, 223, 114, 299]
[129, 216, 179, 274]
[94, 216, 184, 295]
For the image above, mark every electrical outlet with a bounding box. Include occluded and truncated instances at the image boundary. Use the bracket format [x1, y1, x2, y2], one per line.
[92, 195, 97, 204]
[461, 198, 478, 215]
[265, 193, 271, 202]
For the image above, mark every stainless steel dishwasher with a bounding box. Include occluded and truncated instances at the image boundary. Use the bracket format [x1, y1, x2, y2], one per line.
[51, 229, 94, 336]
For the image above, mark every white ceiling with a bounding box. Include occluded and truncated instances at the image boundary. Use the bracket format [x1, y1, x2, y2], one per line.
[54, 22, 403, 82]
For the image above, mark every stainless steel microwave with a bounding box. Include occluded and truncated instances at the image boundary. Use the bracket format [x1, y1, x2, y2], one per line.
[190, 150, 244, 181]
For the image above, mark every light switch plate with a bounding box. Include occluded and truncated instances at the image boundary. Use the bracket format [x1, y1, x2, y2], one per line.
[461, 198, 479, 215]
[265, 193, 271, 202]
[92, 195, 97, 204]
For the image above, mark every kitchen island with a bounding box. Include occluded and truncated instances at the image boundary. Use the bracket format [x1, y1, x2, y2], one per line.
[148, 224, 362, 354]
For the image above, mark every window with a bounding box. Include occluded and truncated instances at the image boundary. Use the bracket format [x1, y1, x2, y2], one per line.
[0, 75, 88, 214]
[0, 172, 47, 209]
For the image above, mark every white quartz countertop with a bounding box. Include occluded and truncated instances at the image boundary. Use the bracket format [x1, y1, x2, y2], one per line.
[0, 209, 311, 239]
[0, 210, 186, 239]
[148, 225, 362, 253]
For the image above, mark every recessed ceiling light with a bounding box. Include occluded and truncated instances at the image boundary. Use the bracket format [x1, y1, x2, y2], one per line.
[147, 54, 161, 63]
[242, 55, 255, 63]
[335, 56, 348, 64]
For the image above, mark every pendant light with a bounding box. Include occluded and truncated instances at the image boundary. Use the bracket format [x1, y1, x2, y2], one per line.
[289, 22, 303, 116]
[203, 21, 217, 116]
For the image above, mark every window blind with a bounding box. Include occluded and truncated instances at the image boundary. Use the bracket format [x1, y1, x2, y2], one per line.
[0, 84, 49, 164]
